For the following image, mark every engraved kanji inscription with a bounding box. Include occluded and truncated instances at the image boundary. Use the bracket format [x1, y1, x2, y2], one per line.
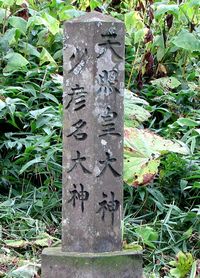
[67, 151, 92, 174]
[97, 151, 121, 177]
[97, 69, 120, 95]
[65, 84, 87, 111]
[97, 27, 122, 59]
[62, 13, 125, 253]
[67, 119, 87, 141]
[68, 183, 89, 212]
[99, 106, 121, 137]
[69, 47, 88, 74]
[96, 191, 120, 225]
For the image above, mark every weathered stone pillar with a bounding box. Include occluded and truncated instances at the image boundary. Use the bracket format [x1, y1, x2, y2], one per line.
[62, 11, 124, 254]
[41, 11, 143, 278]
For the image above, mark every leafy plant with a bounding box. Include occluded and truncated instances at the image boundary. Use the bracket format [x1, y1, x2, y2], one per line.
[0, 0, 199, 277]
[124, 126, 189, 186]
[169, 251, 194, 278]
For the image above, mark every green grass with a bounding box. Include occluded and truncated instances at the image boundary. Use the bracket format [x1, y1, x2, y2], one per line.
[0, 0, 199, 277]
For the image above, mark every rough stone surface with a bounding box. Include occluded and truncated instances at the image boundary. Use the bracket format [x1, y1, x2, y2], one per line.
[42, 247, 143, 278]
[62, 11, 125, 253]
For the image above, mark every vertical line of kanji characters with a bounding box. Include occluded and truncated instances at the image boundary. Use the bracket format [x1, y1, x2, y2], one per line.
[65, 25, 123, 226]
[95, 27, 122, 226]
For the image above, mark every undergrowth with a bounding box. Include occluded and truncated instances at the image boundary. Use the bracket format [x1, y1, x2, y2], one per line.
[0, 0, 199, 277]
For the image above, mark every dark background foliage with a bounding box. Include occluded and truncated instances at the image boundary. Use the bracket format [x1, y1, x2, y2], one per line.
[0, 0, 199, 277]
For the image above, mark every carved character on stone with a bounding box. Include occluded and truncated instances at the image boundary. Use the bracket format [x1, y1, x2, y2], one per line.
[65, 84, 87, 111]
[67, 151, 92, 174]
[97, 69, 120, 95]
[96, 191, 120, 225]
[99, 106, 121, 137]
[69, 47, 88, 74]
[97, 151, 121, 177]
[97, 27, 122, 59]
[68, 183, 89, 212]
[67, 119, 87, 141]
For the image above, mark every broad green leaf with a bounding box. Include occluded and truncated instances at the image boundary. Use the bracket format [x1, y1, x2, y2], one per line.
[1, 28, 19, 47]
[53, 49, 62, 60]
[59, 8, 84, 21]
[155, 4, 179, 18]
[36, 116, 53, 128]
[170, 268, 182, 278]
[125, 11, 134, 34]
[27, 14, 59, 35]
[135, 226, 158, 248]
[4, 239, 27, 248]
[20, 42, 40, 57]
[9, 264, 40, 278]
[41, 12, 60, 35]
[30, 107, 52, 118]
[125, 103, 151, 127]
[180, 1, 200, 21]
[0, 0, 15, 7]
[151, 76, 181, 89]
[124, 90, 150, 127]
[0, 8, 7, 24]
[189, 0, 200, 6]
[8, 16, 27, 35]
[40, 47, 57, 66]
[126, 128, 189, 155]
[125, 11, 144, 35]
[3, 52, 29, 74]
[183, 227, 193, 238]
[51, 73, 63, 84]
[124, 150, 160, 186]
[135, 28, 147, 43]
[176, 118, 199, 127]
[34, 233, 54, 247]
[27, 15, 44, 28]
[90, 0, 102, 10]
[154, 35, 165, 61]
[5, 97, 28, 108]
[0, 100, 6, 110]
[36, 29, 52, 47]
[0, 199, 15, 208]
[41, 93, 59, 104]
[19, 157, 42, 174]
[125, 90, 149, 105]
[34, 238, 51, 247]
[78, 0, 89, 10]
[124, 154, 160, 186]
[124, 128, 189, 185]
[173, 30, 200, 52]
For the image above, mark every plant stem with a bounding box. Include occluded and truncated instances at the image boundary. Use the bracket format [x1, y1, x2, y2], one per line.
[127, 41, 141, 90]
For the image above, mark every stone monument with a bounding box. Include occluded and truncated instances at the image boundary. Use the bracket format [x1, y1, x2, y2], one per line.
[41, 11, 143, 278]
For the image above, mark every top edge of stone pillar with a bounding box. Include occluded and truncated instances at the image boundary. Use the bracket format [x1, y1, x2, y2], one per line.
[65, 11, 123, 23]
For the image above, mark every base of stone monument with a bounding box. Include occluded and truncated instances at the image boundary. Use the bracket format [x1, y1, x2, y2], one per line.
[41, 247, 143, 278]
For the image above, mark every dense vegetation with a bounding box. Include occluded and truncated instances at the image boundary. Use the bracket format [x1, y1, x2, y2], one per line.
[0, 0, 199, 277]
